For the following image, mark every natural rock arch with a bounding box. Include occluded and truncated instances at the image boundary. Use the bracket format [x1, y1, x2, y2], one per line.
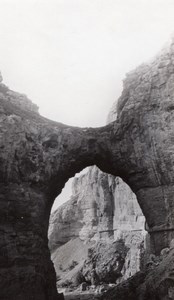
[1, 39, 174, 299]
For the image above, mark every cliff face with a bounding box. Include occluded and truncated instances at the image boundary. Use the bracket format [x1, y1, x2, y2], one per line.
[113, 39, 174, 254]
[49, 167, 145, 248]
[49, 166, 119, 250]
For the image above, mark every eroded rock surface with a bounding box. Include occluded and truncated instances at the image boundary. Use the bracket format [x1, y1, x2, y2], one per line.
[105, 37, 174, 254]
[0, 83, 113, 299]
[1, 37, 174, 298]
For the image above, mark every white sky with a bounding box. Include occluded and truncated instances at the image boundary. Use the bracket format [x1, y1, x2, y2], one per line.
[0, 0, 174, 209]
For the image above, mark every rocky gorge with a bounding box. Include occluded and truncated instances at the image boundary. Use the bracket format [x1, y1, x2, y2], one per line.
[1, 37, 174, 299]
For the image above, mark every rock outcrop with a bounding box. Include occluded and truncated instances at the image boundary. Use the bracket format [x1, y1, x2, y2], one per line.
[112, 38, 174, 254]
[1, 37, 174, 299]
[99, 241, 174, 300]
[0, 81, 114, 299]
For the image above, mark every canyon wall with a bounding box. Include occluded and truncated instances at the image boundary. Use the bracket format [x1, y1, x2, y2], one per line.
[49, 167, 145, 247]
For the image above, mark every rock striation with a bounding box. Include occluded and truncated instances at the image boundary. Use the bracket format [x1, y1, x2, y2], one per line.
[1, 37, 174, 299]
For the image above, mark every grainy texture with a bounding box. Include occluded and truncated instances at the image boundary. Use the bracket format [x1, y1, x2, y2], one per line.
[1, 37, 174, 298]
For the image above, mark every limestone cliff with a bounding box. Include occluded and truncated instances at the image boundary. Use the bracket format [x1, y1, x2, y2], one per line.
[49, 167, 145, 248]
[49, 166, 118, 249]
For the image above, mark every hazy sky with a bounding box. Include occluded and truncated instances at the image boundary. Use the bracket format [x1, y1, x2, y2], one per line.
[1, 0, 174, 127]
[0, 0, 174, 209]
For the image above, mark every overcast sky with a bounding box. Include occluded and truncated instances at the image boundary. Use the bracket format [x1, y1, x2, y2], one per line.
[0, 0, 174, 209]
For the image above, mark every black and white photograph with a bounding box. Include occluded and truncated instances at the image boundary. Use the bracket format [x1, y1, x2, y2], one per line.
[1, 0, 174, 299]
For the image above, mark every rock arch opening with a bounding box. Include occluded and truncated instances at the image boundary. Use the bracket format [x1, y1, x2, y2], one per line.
[48, 166, 146, 296]
[1, 38, 174, 299]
